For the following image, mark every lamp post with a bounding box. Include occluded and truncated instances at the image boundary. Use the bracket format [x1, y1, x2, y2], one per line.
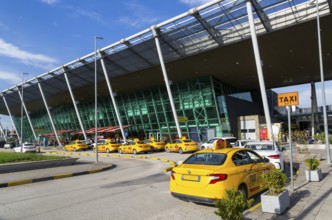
[310, 0, 330, 164]
[21, 72, 29, 153]
[95, 36, 103, 163]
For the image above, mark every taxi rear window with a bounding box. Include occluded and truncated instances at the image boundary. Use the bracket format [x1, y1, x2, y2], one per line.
[184, 153, 226, 166]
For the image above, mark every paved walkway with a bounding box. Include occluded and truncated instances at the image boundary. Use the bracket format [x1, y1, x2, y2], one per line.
[245, 147, 332, 220]
[1, 147, 332, 219]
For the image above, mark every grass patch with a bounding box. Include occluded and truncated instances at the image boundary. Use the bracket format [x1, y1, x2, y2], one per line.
[0, 152, 67, 164]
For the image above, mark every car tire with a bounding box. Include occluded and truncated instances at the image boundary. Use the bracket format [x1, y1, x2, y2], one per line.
[201, 146, 205, 150]
[119, 149, 123, 154]
[238, 184, 248, 201]
[133, 149, 137, 155]
[106, 149, 110, 154]
[179, 148, 183, 154]
[166, 147, 170, 153]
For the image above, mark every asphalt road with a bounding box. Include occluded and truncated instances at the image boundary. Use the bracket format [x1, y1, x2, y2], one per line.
[0, 154, 220, 220]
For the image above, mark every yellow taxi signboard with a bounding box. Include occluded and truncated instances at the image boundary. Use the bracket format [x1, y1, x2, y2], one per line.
[278, 92, 299, 107]
[177, 116, 188, 123]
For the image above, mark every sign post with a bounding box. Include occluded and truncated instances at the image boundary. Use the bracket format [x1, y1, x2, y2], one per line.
[278, 91, 298, 191]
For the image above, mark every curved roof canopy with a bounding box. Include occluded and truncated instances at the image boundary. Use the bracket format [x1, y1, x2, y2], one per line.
[1, 0, 332, 115]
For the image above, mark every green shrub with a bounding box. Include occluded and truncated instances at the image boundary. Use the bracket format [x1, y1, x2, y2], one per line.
[304, 157, 320, 170]
[261, 169, 289, 196]
[215, 188, 254, 220]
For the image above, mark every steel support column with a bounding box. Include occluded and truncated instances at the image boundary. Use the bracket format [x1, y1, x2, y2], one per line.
[0, 119, 7, 142]
[63, 68, 87, 141]
[1, 93, 20, 142]
[151, 26, 182, 139]
[36, 79, 62, 147]
[246, 2, 273, 140]
[100, 55, 126, 142]
[17, 87, 37, 141]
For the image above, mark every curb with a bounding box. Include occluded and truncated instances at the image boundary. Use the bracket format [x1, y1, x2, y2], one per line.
[44, 151, 177, 169]
[0, 164, 115, 188]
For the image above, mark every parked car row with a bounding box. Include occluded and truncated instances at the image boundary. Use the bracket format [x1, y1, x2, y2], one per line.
[64, 137, 200, 155]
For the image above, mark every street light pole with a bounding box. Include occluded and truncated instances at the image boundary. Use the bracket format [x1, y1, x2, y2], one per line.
[21, 72, 29, 152]
[311, 0, 330, 163]
[95, 36, 103, 163]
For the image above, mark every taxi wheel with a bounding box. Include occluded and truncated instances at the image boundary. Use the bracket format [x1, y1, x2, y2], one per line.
[119, 149, 123, 154]
[165, 147, 170, 153]
[106, 149, 110, 154]
[179, 148, 183, 154]
[201, 146, 205, 150]
[238, 184, 248, 200]
[133, 149, 137, 155]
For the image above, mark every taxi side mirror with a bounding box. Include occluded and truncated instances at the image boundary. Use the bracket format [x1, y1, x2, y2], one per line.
[263, 157, 270, 163]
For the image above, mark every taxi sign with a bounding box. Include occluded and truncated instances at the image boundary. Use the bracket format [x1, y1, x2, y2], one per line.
[278, 92, 299, 107]
[177, 116, 188, 123]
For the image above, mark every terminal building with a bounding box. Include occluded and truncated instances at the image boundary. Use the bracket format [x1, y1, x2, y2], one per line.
[0, 0, 332, 146]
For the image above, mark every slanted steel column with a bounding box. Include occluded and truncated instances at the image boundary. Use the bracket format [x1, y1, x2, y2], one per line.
[0, 120, 7, 142]
[151, 26, 182, 139]
[246, 2, 273, 140]
[1, 93, 20, 142]
[99, 54, 126, 142]
[36, 78, 62, 147]
[17, 86, 37, 141]
[310, 81, 318, 136]
[63, 67, 87, 141]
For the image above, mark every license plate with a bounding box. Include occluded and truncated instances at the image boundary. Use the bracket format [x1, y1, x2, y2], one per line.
[182, 174, 200, 182]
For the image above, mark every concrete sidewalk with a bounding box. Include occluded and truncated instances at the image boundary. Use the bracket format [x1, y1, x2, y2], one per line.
[245, 148, 332, 220]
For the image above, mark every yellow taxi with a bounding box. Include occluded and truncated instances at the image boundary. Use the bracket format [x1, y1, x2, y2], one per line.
[64, 140, 89, 151]
[93, 139, 121, 153]
[118, 139, 151, 154]
[165, 137, 198, 154]
[143, 137, 165, 152]
[169, 147, 275, 205]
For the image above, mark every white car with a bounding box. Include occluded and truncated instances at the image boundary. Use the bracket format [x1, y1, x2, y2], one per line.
[13, 143, 37, 153]
[232, 139, 255, 148]
[4, 143, 16, 149]
[200, 137, 237, 150]
[244, 141, 285, 170]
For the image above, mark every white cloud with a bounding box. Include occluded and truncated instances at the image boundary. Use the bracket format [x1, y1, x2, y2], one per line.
[67, 6, 104, 23]
[179, 0, 213, 6]
[41, 0, 60, 5]
[118, 2, 160, 28]
[0, 71, 21, 85]
[0, 38, 58, 69]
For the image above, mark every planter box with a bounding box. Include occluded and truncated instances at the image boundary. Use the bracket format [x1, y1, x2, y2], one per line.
[305, 168, 323, 182]
[261, 189, 290, 214]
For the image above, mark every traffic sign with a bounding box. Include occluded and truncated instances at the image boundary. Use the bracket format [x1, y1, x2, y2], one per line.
[278, 92, 299, 107]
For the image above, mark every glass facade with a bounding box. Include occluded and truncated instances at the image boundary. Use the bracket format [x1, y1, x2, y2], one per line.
[14, 76, 245, 143]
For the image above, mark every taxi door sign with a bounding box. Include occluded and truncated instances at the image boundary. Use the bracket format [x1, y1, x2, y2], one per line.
[278, 92, 299, 107]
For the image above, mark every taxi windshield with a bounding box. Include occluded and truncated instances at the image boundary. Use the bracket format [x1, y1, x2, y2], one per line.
[184, 153, 226, 166]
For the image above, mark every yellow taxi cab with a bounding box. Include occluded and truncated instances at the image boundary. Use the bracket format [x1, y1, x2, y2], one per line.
[143, 137, 165, 152]
[165, 137, 198, 154]
[118, 139, 151, 155]
[93, 139, 121, 153]
[169, 143, 275, 205]
[64, 140, 89, 151]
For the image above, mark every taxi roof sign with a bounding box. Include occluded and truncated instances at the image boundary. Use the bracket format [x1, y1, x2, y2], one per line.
[278, 92, 299, 107]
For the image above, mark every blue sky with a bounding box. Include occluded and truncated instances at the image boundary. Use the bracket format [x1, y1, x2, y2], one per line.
[0, 0, 331, 129]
